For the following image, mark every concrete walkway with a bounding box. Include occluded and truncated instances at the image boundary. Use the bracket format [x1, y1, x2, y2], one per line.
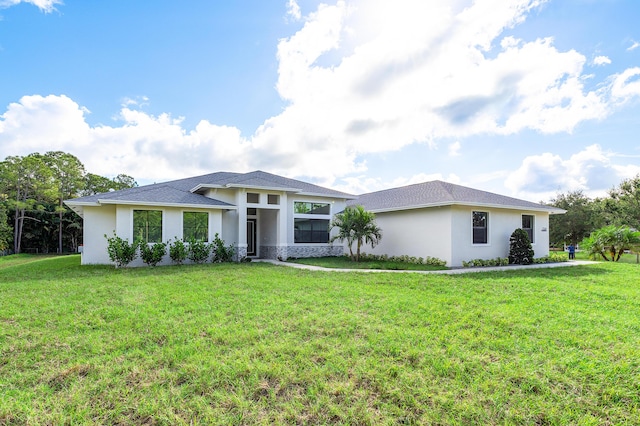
[252, 259, 597, 275]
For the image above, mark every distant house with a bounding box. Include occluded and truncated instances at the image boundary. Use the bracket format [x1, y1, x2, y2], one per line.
[65, 171, 564, 267]
[348, 180, 565, 266]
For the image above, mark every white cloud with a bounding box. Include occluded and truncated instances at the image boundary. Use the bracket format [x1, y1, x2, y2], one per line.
[627, 40, 640, 51]
[505, 144, 639, 200]
[286, 0, 301, 21]
[592, 55, 611, 66]
[448, 141, 462, 157]
[3, 0, 640, 189]
[611, 67, 640, 101]
[0, 0, 62, 13]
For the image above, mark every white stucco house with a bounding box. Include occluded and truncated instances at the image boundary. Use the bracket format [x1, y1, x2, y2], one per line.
[65, 170, 564, 267]
[347, 180, 565, 266]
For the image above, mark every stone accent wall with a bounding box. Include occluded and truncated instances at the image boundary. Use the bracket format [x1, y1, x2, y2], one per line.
[235, 245, 248, 261]
[259, 245, 343, 260]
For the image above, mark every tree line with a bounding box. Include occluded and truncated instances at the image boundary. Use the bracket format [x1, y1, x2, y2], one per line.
[0, 152, 137, 254]
[547, 175, 640, 247]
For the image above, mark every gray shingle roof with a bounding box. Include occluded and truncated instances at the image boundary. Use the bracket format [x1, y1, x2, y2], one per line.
[349, 180, 565, 213]
[65, 170, 354, 209]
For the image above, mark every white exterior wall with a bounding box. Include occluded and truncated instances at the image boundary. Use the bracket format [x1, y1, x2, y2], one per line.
[81, 205, 116, 265]
[363, 205, 552, 267]
[83, 204, 224, 266]
[450, 206, 550, 266]
[364, 207, 453, 265]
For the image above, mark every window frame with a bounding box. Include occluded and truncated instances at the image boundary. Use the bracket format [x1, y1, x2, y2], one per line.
[183, 211, 209, 242]
[522, 214, 535, 244]
[472, 211, 488, 245]
[293, 200, 332, 244]
[133, 209, 163, 244]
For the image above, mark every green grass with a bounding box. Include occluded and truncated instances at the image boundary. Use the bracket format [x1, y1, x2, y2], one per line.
[1, 255, 640, 424]
[287, 255, 448, 271]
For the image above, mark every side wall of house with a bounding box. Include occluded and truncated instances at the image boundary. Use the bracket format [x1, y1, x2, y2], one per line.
[450, 206, 550, 266]
[81, 205, 116, 265]
[362, 207, 453, 265]
[84, 204, 223, 266]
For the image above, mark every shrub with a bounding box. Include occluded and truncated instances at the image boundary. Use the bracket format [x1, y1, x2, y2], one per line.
[462, 257, 509, 268]
[356, 252, 447, 267]
[509, 228, 534, 265]
[211, 233, 235, 263]
[140, 242, 167, 267]
[104, 233, 138, 268]
[188, 238, 210, 263]
[169, 238, 188, 265]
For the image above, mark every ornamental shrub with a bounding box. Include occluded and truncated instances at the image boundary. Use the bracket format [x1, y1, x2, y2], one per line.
[168, 238, 188, 265]
[104, 232, 138, 268]
[211, 233, 235, 263]
[508, 228, 534, 265]
[188, 238, 210, 263]
[140, 241, 167, 267]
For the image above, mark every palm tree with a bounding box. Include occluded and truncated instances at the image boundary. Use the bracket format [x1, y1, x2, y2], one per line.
[330, 205, 382, 262]
[581, 225, 640, 261]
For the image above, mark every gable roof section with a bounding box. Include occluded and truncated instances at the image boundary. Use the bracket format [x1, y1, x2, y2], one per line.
[65, 170, 355, 217]
[189, 170, 356, 198]
[350, 180, 565, 214]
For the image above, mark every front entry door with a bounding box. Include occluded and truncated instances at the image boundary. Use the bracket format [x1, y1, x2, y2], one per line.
[247, 219, 257, 256]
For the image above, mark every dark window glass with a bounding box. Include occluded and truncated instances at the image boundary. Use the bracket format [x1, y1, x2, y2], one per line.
[134, 210, 162, 243]
[183, 212, 208, 242]
[247, 193, 259, 203]
[247, 208, 257, 216]
[268, 194, 279, 205]
[294, 219, 330, 243]
[472, 211, 487, 244]
[522, 215, 534, 243]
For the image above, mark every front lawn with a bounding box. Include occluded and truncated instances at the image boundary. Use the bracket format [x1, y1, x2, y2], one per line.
[287, 255, 448, 271]
[1, 255, 639, 424]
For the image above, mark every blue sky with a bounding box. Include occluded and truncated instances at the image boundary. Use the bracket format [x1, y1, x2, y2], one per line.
[1, 0, 640, 202]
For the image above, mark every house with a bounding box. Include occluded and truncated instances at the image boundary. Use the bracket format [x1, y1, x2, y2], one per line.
[347, 180, 565, 266]
[65, 171, 564, 267]
[65, 170, 354, 266]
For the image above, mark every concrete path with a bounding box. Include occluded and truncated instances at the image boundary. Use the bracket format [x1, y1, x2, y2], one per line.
[252, 259, 597, 275]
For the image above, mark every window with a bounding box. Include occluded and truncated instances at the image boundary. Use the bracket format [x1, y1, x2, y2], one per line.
[247, 193, 259, 203]
[268, 194, 279, 205]
[247, 208, 257, 216]
[183, 212, 208, 242]
[134, 210, 162, 243]
[522, 215, 534, 243]
[294, 219, 330, 243]
[294, 202, 330, 215]
[472, 211, 487, 244]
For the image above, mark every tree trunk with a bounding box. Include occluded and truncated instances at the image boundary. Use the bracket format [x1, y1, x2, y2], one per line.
[58, 209, 63, 254]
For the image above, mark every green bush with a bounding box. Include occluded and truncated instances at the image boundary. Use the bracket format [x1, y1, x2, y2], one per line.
[509, 228, 534, 265]
[462, 257, 509, 268]
[354, 253, 448, 267]
[168, 238, 188, 265]
[140, 242, 167, 267]
[211, 233, 235, 263]
[104, 233, 138, 268]
[188, 238, 210, 264]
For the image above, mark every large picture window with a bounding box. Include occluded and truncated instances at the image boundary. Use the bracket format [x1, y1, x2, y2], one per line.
[183, 212, 208, 242]
[294, 219, 330, 243]
[472, 211, 488, 244]
[134, 210, 162, 243]
[522, 214, 534, 243]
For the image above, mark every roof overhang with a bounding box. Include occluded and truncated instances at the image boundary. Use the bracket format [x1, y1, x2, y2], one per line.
[366, 201, 566, 214]
[64, 199, 236, 218]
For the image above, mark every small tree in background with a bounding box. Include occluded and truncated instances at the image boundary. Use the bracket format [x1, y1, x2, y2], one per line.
[508, 228, 534, 265]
